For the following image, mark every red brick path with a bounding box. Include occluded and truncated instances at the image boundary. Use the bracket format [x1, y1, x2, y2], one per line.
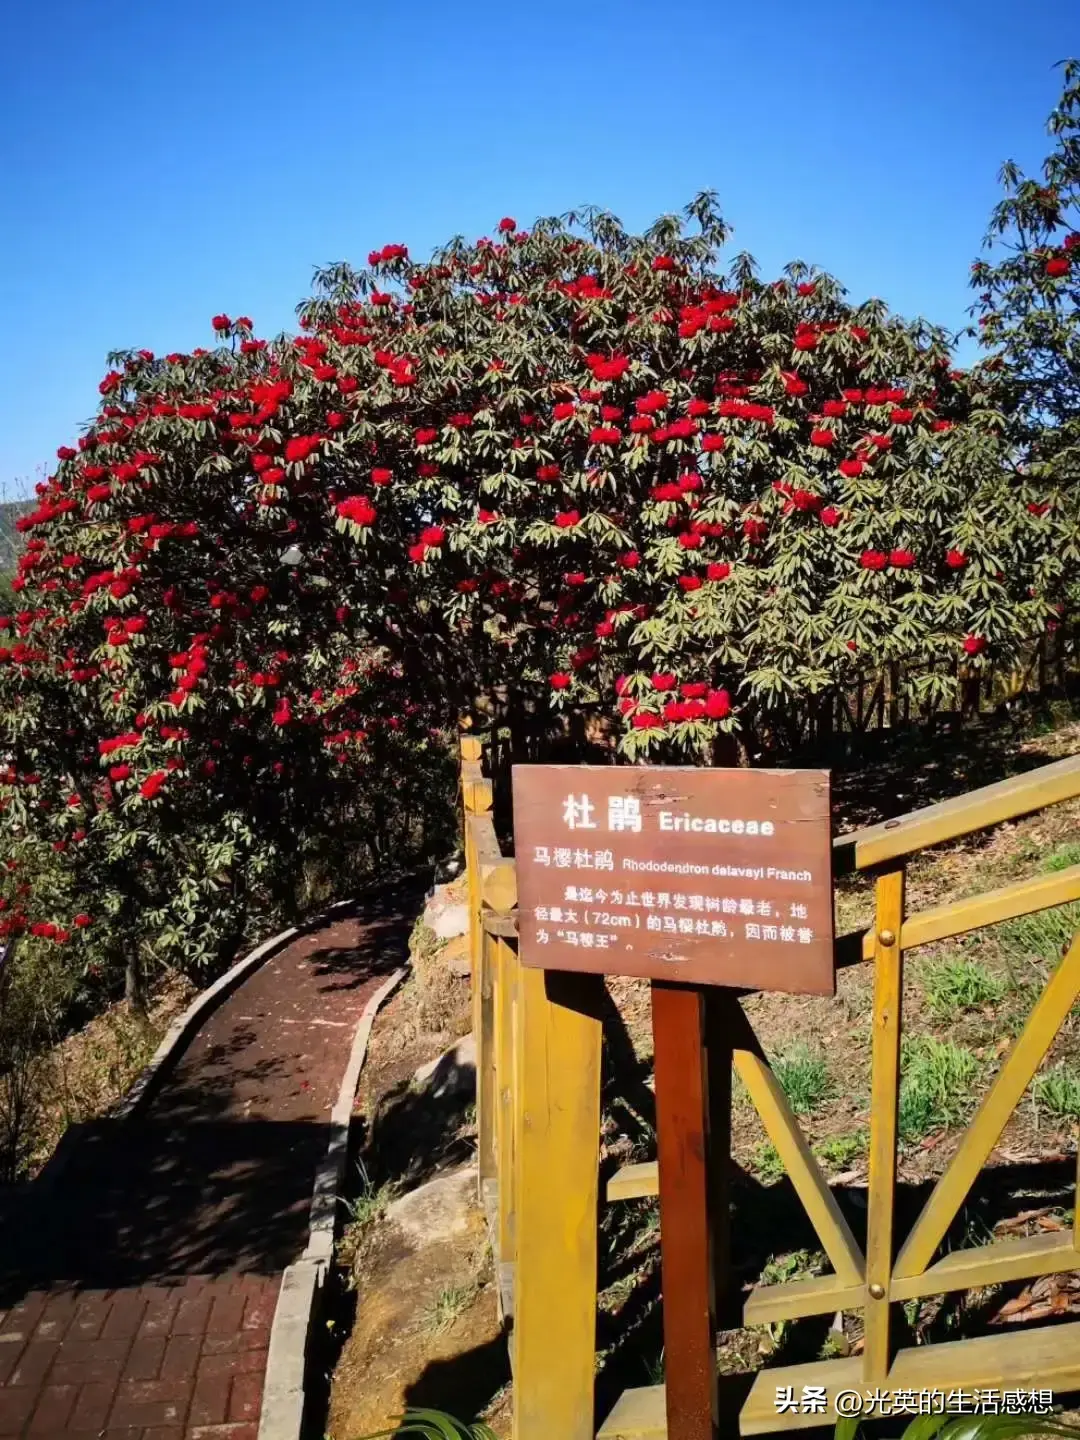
[0, 884, 421, 1438]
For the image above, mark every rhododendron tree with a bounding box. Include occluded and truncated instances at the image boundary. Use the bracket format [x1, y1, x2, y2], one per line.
[1, 192, 1072, 986]
[971, 60, 1080, 518]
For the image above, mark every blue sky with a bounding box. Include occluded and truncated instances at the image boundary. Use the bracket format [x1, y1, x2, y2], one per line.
[0, 0, 1070, 491]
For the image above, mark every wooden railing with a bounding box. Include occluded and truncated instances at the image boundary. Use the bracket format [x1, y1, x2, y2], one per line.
[459, 736, 1080, 1439]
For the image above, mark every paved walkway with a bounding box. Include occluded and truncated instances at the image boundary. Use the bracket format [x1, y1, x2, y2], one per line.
[0, 883, 421, 1438]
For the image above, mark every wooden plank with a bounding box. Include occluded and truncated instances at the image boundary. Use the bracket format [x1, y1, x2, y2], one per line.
[477, 927, 497, 1192]
[741, 1273, 865, 1325]
[467, 813, 517, 912]
[602, 1315, 1080, 1438]
[894, 932, 1080, 1281]
[651, 981, 718, 1440]
[733, 1038, 863, 1286]
[863, 867, 905, 1383]
[704, 990, 735, 1328]
[462, 758, 493, 814]
[511, 968, 604, 1440]
[834, 752, 1080, 872]
[740, 1317, 1080, 1432]
[494, 935, 517, 1276]
[890, 1231, 1080, 1301]
[607, 1161, 660, 1201]
[857, 864, 1080, 959]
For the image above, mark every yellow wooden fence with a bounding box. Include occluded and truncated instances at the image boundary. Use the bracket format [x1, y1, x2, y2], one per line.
[459, 734, 1080, 1439]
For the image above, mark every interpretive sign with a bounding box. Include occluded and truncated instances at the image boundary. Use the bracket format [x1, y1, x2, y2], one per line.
[512, 764, 834, 994]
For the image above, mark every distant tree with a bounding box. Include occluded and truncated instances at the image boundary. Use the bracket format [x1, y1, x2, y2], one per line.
[972, 59, 1080, 502]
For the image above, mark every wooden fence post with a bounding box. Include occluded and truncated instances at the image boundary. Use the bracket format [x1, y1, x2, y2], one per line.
[512, 967, 604, 1440]
[863, 866, 906, 1384]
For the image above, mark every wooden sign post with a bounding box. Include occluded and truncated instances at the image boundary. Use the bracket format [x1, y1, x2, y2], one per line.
[513, 764, 834, 1440]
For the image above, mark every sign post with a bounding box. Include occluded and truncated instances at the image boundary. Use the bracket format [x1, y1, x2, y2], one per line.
[512, 764, 834, 1440]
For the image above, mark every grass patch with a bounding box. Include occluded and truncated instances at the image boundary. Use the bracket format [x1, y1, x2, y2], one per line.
[814, 1132, 866, 1170]
[923, 958, 1005, 1019]
[1033, 1062, 1080, 1120]
[772, 1044, 830, 1115]
[425, 1281, 479, 1334]
[898, 1036, 979, 1141]
[1044, 843, 1080, 872]
[999, 903, 1080, 966]
[751, 1141, 786, 1185]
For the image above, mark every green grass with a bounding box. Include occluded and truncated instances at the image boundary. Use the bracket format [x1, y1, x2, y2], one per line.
[998, 844, 1080, 966]
[1044, 842, 1080, 872]
[773, 1043, 830, 1115]
[1033, 1061, 1080, 1119]
[813, 1132, 866, 1170]
[923, 958, 1005, 1018]
[999, 902, 1080, 965]
[424, 1282, 479, 1334]
[898, 1036, 979, 1141]
[751, 1141, 786, 1184]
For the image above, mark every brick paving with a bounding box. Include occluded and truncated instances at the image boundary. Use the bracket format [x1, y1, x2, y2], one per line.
[0, 883, 421, 1438]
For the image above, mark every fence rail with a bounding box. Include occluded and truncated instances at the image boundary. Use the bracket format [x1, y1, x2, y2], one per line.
[459, 732, 1080, 1439]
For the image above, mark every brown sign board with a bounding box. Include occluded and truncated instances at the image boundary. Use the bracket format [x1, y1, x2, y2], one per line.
[511, 764, 835, 995]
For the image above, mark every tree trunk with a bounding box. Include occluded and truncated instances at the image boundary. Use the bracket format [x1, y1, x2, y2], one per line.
[124, 952, 146, 1015]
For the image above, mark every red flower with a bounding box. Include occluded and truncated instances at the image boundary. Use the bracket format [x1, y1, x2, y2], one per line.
[371, 467, 393, 486]
[629, 416, 654, 433]
[890, 408, 914, 425]
[890, 548, 916, 569]
[701, 433, 725, 452]
[821, 400, 847, 418]
[706, 562, 731, 581]
[408, 542, 428, 563]
[211, 314, 231, 331]
[555, 510, 581, 528]
[618, 551, 640, 568]
[797, 281, 816, 296]
[651, 673, 677, 691]
[678, 575, 703, 591]
[945, 549, 967, 569]
[477, 509, 499, 524]
[1027, 501, 1050, 517]
[285, 435, 321, 464]
[74, 913, 92, 928]
[818, 505, 840, 528]
[337, 497, 376, 527]
[810, 428, 835, 448]
[498, 217, 517, 233]
[678, 531, 703, 550]
[631, 712, 664, 729]
[962, 635, 986, 655]
[537, 463, 561, 482]
[552, 403, 576, 421]
[651, 255, 675, 271]
[140, 771, 167, 800]
[705, 688, 731, 718]
[414, 427, 439, 446]
[590, 426, 622, 445]
[1046, 256, 1070, 278]
[681, 682, 709, 699]
[860, 550, 888, 571]
[784, 374, 809, 396]
[420, 525, 446, 547]
[743, 517, 767, 542]
[839, 458, 864, 478]
[550, 672, 571, 689]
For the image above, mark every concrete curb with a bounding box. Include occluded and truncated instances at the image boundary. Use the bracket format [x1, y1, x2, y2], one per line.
[257, 963, 407, 1440]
